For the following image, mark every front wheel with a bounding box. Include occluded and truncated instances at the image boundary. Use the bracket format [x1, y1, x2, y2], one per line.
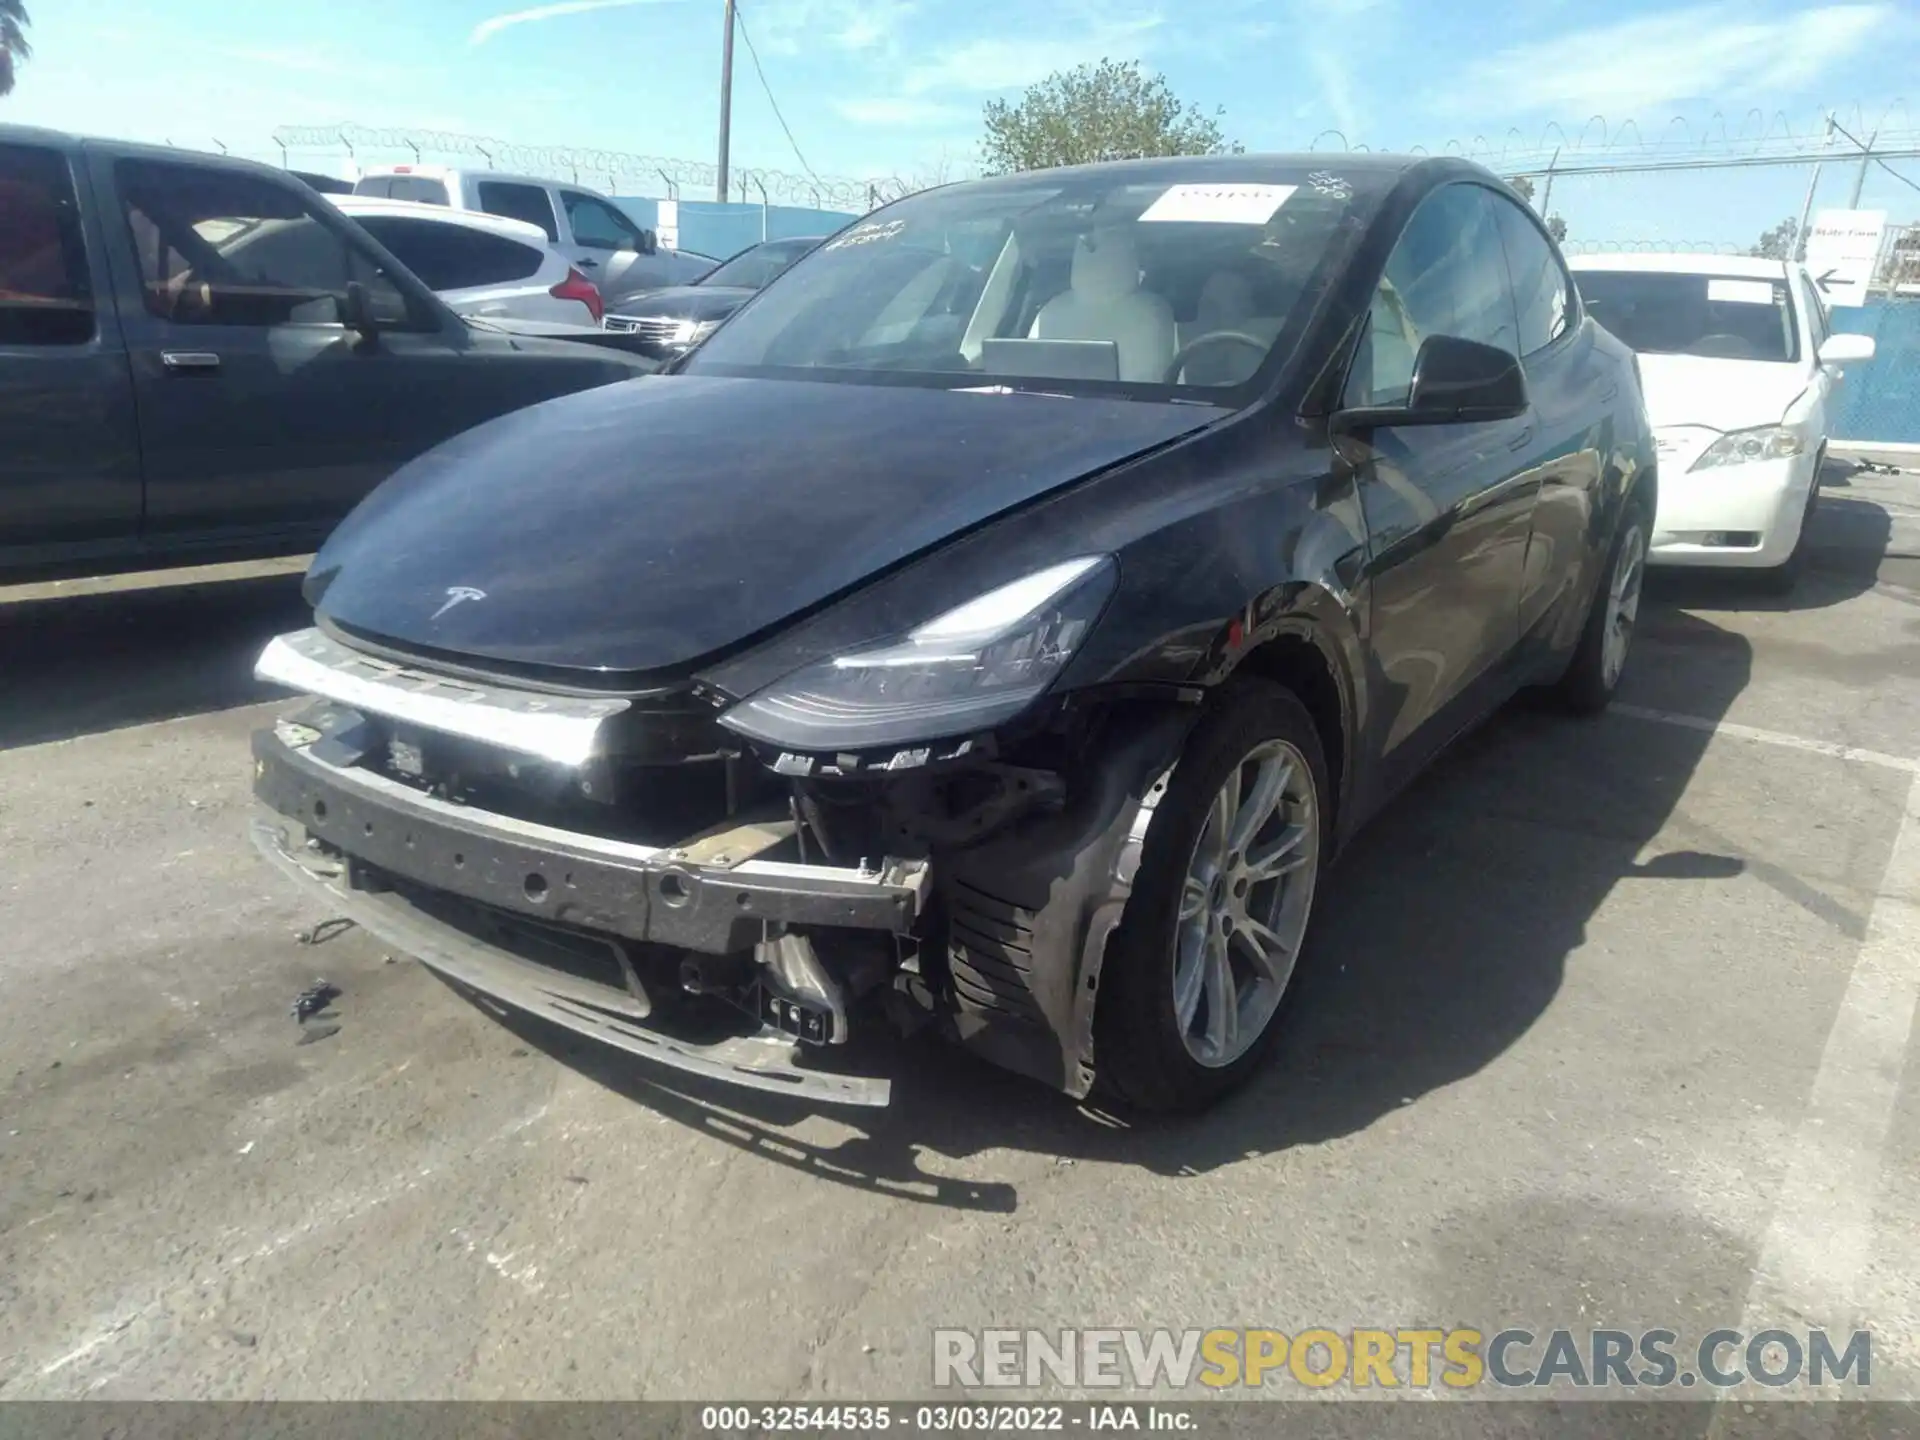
[1556, 507, 1648, 715]
[1095, 679, 1329, 1114]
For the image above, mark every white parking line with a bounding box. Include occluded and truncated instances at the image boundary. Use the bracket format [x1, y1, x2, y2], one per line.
[1613, 703, 1920, 775]
[1632, 700, 1920, 1417]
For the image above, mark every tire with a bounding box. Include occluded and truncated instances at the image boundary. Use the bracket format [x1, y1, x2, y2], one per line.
[1094, 678, 1330, 1115]
[1556, 502, 1649, 715]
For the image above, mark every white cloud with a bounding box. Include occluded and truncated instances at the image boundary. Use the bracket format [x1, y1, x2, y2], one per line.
[1446, 2, 1890, 114]
[900, 13, 1163, 95]
[468, 0, 685, 48]
[833, 96, 972, 126]
[748, 0, 914, 56]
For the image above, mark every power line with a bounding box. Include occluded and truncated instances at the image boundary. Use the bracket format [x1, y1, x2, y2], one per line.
[731, 1, 822, 189]
[1873, 155, 1920, 196]
[1814, 116, 1920, 199]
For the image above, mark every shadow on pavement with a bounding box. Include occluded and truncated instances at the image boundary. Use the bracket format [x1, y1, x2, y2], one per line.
[0, 570, 310, 750]
[493, 597, 1758, 1213]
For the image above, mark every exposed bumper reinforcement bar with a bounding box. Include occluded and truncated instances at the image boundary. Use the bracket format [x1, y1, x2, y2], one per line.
[251, 816, 892, 1107]
[251, 726, 927, 954]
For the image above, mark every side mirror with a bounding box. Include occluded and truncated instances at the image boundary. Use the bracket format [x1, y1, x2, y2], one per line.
[1817, 332, 1875, 366]
[639, 228, 658, 255]
[1333, 334, 1530, 433]
[338, 280, 380, 340]
[338, 278, 411, 340]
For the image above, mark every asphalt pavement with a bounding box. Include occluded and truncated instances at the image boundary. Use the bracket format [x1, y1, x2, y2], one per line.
[2, 462, 1919, 1417]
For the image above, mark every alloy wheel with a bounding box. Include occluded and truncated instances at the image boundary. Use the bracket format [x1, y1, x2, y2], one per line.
[1602, 522, 1646, 690]
[1170, 739, 1320, 1068]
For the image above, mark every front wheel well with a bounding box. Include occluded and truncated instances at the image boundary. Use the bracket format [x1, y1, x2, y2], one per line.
[1227, 633, 1347, 834]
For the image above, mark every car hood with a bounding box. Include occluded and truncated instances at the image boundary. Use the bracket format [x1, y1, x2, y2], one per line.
[307, 374, 1220, 679]
[1635, 353, 1813, 433]
[608, 286, 753, 322]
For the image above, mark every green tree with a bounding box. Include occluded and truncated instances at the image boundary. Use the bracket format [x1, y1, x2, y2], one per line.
[0, 0, 31, 98]
[980, 59, 1239, 174]
[1749, 216, 1799, 260]
[1506, 176, 1569, 245]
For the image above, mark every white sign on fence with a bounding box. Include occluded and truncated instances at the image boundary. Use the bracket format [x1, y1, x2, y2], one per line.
[1804, 208, 1887, 309]
[656, 199, 679, 251]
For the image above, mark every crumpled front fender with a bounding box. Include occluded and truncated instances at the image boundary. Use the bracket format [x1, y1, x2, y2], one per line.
[935, 701, 1200, 1098]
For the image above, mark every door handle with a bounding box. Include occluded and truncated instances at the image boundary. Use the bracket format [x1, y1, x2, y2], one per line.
[1506, 426, 1535, 452]
[1600, 382, 1619, 402]
[575, 256, 600, 269]
[161, 351, 221, 374]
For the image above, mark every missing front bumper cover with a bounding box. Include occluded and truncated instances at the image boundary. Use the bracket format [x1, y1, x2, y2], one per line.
[251, 815, 892, 1107]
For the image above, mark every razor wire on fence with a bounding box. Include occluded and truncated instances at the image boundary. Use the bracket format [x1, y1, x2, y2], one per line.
[267, 111, 1920, 442]
[1305, 100, 1920, 174]
[271, 123, 910, 210]
[1561, 239, 1746, 255]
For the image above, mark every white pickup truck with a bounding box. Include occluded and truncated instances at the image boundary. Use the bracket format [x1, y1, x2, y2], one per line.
[353, 166, 713, 303]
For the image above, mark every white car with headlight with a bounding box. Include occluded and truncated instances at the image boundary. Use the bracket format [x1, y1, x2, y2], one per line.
[1570, 252, 1875, 591]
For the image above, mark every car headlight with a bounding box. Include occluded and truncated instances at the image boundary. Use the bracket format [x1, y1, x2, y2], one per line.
[1689, 425, 1804, 471]
[673, 318, 720, 345]
[719, 556, 1117, 752]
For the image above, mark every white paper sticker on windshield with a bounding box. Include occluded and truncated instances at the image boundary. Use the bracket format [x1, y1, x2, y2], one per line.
[1139, 184, 1297, 225]
[1707, 278, 1778, 305]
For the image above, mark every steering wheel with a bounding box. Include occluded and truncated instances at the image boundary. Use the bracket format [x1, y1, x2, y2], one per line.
[1164, 330, 1268, 385]
[1690, 333, 1760, 360]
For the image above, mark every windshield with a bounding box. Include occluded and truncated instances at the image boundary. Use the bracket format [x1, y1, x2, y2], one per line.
[1576, 268, 1799, 363]
[685, 165, 1384, 398]
[700, 238, 817, 290]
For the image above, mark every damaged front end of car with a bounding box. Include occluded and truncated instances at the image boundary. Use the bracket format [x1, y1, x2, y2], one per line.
[249, 559, 1202, 1108]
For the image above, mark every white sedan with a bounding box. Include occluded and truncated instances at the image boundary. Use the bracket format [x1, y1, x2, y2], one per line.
[332, 197, 605, 327]
[1570, 252, 1875, 592]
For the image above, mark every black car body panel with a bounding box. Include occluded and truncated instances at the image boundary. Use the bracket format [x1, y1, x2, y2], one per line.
[254, 152, 1657, 1106]
[306, 374, 1224, 677]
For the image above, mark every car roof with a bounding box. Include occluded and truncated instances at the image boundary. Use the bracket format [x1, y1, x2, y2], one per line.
[929, 151, 1439, 193]
[1567, 252, 1792, 278]
[0, 124, 307, 181]
[355, 166, 580, 191]
[0, 121, 81, 148]
[355, 164, 460, 180]
[333, 196, 552, 246]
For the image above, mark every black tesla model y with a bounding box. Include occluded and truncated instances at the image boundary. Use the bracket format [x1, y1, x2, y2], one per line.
[251, 153, 1655, 1114]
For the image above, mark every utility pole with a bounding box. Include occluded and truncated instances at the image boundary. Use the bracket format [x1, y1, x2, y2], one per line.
[1794, 112, 1836, 261]
[716, 0, 736, 204]
[1847, 128, 1877, 209]
[1538, 147, 1560, 216]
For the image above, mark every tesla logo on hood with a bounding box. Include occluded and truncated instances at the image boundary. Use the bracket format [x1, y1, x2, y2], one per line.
[430, 586, 487, 621]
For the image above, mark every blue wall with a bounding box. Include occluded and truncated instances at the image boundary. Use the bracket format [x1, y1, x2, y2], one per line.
[1828, 296, 1920, 444]
[613, 197, 859, 261]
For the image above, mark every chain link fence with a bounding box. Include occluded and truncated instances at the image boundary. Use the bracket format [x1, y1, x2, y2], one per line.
[271, 115, 1920, 444]
[270, 123, 906, 212]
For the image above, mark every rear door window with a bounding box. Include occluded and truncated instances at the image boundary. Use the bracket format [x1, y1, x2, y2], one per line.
[0, 142, 95, 346]
[1489, 194, 1573, 357]
[476, 181, 559, 241]
[354, 217, 545, 291]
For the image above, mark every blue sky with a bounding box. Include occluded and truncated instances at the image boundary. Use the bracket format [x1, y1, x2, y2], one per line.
[7, 0, 1920, 245]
